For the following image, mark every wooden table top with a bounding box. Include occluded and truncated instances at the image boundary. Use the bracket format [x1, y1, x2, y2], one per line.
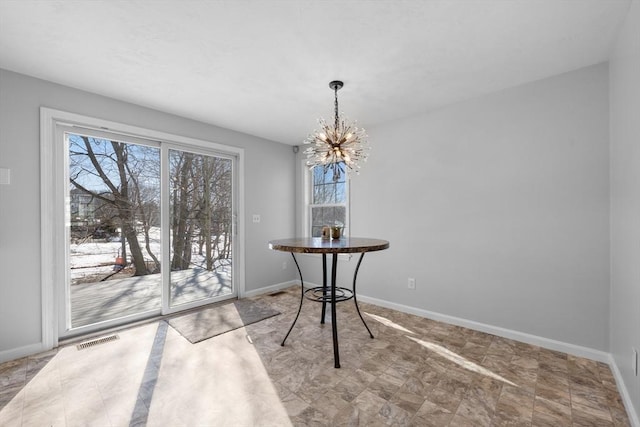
[268, 237, 389, 254]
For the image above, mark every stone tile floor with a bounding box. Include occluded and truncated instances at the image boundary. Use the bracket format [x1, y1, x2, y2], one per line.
[0, 286, 632, 426]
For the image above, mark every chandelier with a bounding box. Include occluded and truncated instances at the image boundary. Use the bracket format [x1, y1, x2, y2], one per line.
[303, 80, 369, 181]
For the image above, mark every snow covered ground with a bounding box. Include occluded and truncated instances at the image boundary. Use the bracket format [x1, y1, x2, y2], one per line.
[69, 227, 227, 285]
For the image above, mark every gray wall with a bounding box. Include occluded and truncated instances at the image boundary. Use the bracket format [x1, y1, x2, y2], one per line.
[297, 63, 610, 352]
[0, 69, 296, 355]
[610, 0, 640, 420]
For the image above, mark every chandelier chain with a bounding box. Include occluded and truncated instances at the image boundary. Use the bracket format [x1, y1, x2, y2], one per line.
[334, 86, 339, 133]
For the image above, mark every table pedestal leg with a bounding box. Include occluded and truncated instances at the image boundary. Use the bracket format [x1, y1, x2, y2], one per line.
[281, 253, 304, 346]
[353, 253, 374, 338]
[321, 254, 327, 324]
[330, 253, 340, 368]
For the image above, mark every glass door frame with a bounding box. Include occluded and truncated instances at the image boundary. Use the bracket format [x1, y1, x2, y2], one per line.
[41, 108, 245, 345]
[60, 125, 163, 336]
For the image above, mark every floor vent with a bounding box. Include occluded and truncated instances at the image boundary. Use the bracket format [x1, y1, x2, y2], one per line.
[269, 291, 286, 297]
[76, 334, 119, 350]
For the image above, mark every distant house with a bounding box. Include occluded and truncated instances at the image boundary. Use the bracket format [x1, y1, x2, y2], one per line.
[69, 188, 97, 227]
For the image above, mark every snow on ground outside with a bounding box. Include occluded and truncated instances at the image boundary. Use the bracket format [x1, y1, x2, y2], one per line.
[70, 227, 228, 284]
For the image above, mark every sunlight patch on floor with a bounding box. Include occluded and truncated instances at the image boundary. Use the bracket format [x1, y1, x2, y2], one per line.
[0, 321, 291, 426]
[364, 312, 416, 334]
[407, 336, 518, 387]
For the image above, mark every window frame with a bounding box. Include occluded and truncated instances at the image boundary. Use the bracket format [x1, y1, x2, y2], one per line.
[302, 160, 350, 239]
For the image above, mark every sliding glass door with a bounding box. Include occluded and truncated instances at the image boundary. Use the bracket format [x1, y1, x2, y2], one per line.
[167, 148, 234, 309]
[61, 127, 236, 336]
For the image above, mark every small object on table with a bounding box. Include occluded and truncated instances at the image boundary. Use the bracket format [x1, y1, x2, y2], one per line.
[321, 226, 331, 240]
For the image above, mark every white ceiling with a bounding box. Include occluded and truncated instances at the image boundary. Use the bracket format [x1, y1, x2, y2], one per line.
[0, 0, 631, 145]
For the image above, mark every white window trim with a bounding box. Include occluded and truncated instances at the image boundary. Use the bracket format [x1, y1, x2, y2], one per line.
[40, 107, 245, 348]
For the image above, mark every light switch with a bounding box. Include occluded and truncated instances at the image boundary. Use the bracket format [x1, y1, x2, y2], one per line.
[0, 168, 10, 185]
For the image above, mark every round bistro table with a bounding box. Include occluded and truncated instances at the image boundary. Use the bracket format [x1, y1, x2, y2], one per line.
[268, 237, 390, 368]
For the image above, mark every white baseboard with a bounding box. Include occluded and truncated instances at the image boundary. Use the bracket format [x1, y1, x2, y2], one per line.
[243, 280, 298, 298]
[356, 293, 611, 363]
[609, 355, 640, 427]
[0, 342, 46, 364]
[265, 282, 612, 365]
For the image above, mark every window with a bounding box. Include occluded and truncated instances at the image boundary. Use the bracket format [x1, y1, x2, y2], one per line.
[308, 163, 349, 237]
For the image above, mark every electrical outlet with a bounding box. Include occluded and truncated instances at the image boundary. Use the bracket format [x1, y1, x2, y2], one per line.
[407, 277, 416, 290]
[282, 261, 288, 270]
[633, 348, 638, 376]
[252, 214, 261, 223]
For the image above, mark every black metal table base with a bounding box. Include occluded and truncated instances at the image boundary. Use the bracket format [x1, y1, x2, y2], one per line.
[280, 252, 374, 368]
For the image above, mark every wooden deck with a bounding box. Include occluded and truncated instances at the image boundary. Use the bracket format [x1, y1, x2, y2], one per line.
[70, 267, 232, 328]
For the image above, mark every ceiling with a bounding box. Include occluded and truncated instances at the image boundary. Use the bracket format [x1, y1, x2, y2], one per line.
[0, 0, 631, 145]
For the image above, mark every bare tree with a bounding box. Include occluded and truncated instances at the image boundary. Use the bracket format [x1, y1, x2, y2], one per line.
[169, 152, 232, 271]
[69, 134, 234, 281]
[129, 172, 160, 273]
[170, 151, 194, 270]
[69, 135, 159, 276]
